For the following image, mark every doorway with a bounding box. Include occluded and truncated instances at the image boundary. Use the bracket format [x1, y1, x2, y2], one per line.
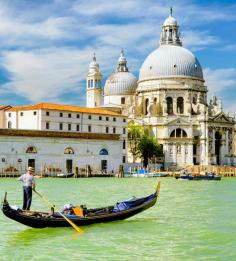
[101, 160, 107, 172]
[66, 159, 73, 173]
[28, 159, 35, 169]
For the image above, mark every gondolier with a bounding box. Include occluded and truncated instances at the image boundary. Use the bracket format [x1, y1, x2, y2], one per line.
[18, 167, 36, 210]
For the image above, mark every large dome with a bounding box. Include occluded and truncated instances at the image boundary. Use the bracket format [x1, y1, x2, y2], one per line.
[139, 45, 203, 81]
[104, 72, 137, 95]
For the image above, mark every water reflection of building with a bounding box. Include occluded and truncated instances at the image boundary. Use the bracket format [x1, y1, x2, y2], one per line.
[86, 8, 235, 169]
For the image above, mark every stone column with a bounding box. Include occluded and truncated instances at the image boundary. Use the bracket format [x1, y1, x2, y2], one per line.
[173, 97, 177, 115]
[173, 143, 177, 165]
[187, 142, 193, 165]
[212, 128, 215, 154]
[225, 129, 229, 156]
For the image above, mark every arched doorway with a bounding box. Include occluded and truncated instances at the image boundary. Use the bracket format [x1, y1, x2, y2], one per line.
[215, 131, 221, 165]
[26, 146, 37, 170]
[64, 147, 74, 173]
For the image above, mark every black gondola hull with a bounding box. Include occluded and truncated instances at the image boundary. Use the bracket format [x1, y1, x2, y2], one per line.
[2, 192, 158, 228]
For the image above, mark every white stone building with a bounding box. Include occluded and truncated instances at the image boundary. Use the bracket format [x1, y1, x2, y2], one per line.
[87, 9, 235, 169]
[0, 103, 127, 174]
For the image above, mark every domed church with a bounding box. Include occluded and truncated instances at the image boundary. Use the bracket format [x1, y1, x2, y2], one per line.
[86, 8, 235, 168]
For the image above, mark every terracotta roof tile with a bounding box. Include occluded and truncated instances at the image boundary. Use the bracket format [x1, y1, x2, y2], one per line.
[8, 103, 126, 117]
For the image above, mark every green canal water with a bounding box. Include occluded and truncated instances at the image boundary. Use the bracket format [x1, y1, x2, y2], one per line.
[0, 177, 235, 261]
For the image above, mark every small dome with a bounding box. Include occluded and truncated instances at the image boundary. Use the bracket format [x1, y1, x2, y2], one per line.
[104, 72, 137, 95]
[139, 45, 203, 81]
[163, 16, 177, 26]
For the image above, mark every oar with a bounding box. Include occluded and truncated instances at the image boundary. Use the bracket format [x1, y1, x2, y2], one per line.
[33, 189, 84, 234]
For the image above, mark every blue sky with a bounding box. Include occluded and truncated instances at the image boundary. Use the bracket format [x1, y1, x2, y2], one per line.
[0, 0, 235, 113]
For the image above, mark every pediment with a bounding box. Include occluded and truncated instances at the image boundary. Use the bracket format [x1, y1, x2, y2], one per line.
[212, 113, 231, 123]
[166, 117, 191, 126]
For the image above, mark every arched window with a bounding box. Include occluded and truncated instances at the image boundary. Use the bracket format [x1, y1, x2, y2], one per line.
[177, 97, 184, 114]
[176, 128, 182, 137]
[166, 97, 173, 115]
[170, 128, 187, 138]
[145, 98, 149, 115]
[99, 148, 108, 155]
[170, 130, 175, 137]
[26, 146, 37, 153]
[8, 121, 12, 129]
[192, 96, 196, 104]
[91, 79, 93, 88]
[64, 147, 74, 154]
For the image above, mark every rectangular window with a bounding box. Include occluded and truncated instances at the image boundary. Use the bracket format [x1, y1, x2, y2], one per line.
[123, 118, 126, 122]
[68, 123, 71, 131]
[123, 140, 126, 149]
[88, 115, 92, 119]
[77, 114, 80, 118]
[123, 128, 126, 134]
[20, 112, 23, 116]
[121, 97, 125, 104]
[113, 127, 116, 134]
[46, 122, 49, 129]
[106, 116, 109, 121]
[99, 116, 102, 120]
[88, 125, 91, 132]
[33, 111, 37, 115]
[123, 156, 126, 163]
[106, 127, 109, 133]
[46, 111, 50, 116]
[60, 112, 63, 117]
[8, 113, 11, 117]
[113, 117, 116, 122]
[76, 124, 80, 131]
[68, 113, 71, 118]
[59, 123, 63, 130]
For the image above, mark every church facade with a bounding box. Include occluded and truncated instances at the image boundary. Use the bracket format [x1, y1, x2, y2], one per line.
[86, 9, 235, 169]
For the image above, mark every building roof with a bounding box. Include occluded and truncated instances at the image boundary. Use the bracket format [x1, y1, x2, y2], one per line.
[0, 105, 12, 111]
[139, 45, 203, 82]
[0, 128, 120, 140]
[104, 50, 137, 96]
[8, 103, 125, 117]
[104, 72, 137, 96]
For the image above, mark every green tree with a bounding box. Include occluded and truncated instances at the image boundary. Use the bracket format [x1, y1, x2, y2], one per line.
[138, 131, 163, 168]
[128, 122, 142, 163]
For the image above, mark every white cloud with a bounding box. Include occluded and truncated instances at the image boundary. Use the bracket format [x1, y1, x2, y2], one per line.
[1, 48, 89, 102]
[183, 30, 218, 51]
[204, 67, 236, 112]
[0, 0, 235, 106]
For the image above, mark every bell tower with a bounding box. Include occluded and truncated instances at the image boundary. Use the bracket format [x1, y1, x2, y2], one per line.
[86, 53, 102, 108]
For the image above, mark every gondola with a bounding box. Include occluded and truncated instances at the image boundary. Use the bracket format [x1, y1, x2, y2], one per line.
[55, 172, 74, 178]
[1, 182, 160, 229]
[175, 174, 221, 181]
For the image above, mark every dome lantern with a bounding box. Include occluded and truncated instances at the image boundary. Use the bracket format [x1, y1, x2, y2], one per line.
[160, 7, 182, 47]
[117, 49, 129, 72]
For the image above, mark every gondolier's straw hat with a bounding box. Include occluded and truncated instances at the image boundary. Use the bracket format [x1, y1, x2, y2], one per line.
[28, 167, 35, 172]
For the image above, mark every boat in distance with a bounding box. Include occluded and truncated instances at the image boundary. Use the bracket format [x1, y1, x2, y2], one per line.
[175, 173, 221, 181]
[1, 182, 160, 229]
